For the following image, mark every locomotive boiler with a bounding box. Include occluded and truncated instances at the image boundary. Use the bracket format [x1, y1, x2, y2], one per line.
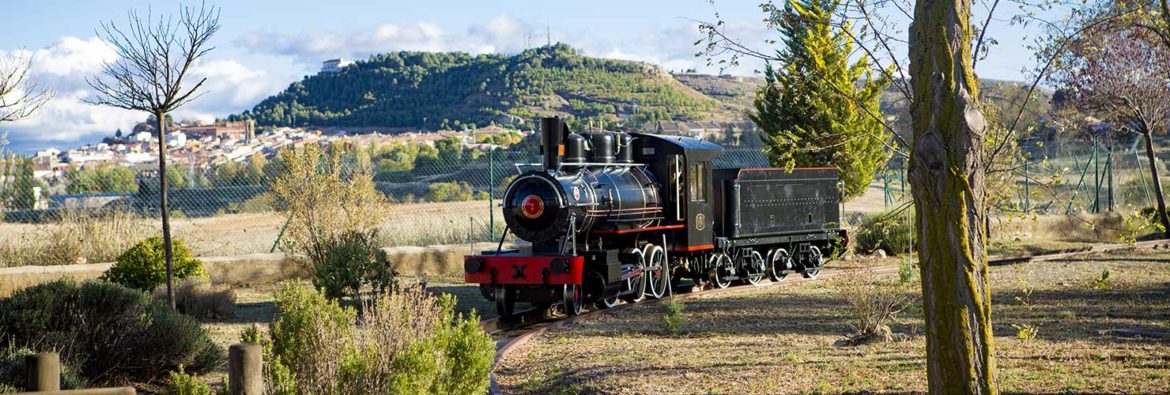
[465, 117, 846, 317]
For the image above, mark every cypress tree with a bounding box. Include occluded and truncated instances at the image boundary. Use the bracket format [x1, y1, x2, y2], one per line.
[749, 0, 891, 199]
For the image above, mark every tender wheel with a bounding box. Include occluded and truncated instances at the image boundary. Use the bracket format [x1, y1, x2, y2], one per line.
[622, 249, 647, 303]
[494, 286, 516, 318]
[745, 250, 766, 285]
[802, 246, 825, 279]
[769, 248, 791, 282]
[645, 245, 670, 299]
[562, 284, 584, 316]
[709, 253, 732, 289]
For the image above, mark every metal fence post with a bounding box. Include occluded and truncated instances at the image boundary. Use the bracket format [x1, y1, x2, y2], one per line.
[489, 148, 495, 240]
[26, 352, 61, 391]
[228, 343, 263, 395]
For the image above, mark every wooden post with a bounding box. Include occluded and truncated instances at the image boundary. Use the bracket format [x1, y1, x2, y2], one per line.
[228, 343, 263, 395]
[26, 352, 61, 391]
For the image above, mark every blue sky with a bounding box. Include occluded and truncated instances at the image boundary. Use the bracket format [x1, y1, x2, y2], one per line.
[0, 0, 1050, 153]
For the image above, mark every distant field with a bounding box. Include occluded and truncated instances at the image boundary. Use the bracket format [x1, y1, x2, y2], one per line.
[494, 252, 1170, 394]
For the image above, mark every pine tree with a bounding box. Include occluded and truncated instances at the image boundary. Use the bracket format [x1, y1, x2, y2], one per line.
[749, 0, 890, 199]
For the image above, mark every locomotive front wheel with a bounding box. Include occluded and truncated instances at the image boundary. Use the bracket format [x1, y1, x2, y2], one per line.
[769, 249, 791, 282]
[645, 245, 669, 299]
[494, 286, 517, 318]
[745, 250, 766, 286]
[563, 284, 584, 316]
[802, 246, 825, 279]
[709, 253, 732, 289]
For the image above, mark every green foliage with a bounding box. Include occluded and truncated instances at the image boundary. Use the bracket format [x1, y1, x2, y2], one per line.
[1092, 269, 1111, 290]
[0, 154, 46, 210]
[265, 283, 494, 394]
[271, 144, 389, 303]
[855, 208, 915, 255]
[101, 236, 205, 291]
[312, 230, 395, 301]
[1012, 323, 1038, 343]
[232, 44, 720, 130]
[425, 181, 475, 202]
[1120, 207, 1164, 244]
[749, 0, 891, 200]
[65, 163, 139, 194]
[661, 296, 687, 336]
[0, 343, 86, 392]
[0, 280, 223, 385]
[898, 257, 916, 284]
[167, 365, 213, 395]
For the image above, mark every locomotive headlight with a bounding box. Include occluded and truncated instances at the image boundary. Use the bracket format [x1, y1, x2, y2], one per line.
[520, 194, 545, 219]
[464, 258, 484, 274]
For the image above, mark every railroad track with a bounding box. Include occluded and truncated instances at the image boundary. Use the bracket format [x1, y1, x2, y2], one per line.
[481, 238, 1170, 394]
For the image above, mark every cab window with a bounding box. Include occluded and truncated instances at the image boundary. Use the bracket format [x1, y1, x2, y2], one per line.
[689, 162, 707, 202]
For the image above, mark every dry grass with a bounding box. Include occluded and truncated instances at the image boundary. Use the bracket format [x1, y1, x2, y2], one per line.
[0, 200, 504, 266]
[0, 210, 154, 267]
[154, 278, 237, 319]
[495, 252, 1170, 394]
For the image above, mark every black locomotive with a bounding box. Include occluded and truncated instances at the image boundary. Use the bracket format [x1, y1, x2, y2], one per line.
[465, 118, 846, 317]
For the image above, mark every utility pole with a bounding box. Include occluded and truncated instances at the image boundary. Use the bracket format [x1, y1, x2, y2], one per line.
[489, 148, 495, 240]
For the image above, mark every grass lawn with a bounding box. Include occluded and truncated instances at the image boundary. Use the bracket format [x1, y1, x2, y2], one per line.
[494, 252, 1170, 394]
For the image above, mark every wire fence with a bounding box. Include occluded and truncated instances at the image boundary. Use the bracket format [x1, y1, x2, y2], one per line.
[0, 144, 770, 263]
[6, 133, 1163, 266]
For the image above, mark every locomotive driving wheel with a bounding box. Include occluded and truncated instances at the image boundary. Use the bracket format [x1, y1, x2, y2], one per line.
[621, 249, 647, 303]
[802, 246, 825, 279]
[744, 250, 766, 285]
[562, 284, 584, 316]
[769, 248, 791, 282]
[709, 253, 732, 289]
[644, 245, 669, 299]
[494, 286, 517, 318]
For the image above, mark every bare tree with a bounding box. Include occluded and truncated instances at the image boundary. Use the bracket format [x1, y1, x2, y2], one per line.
[87, 2, 220, 308]
[1048, 24, 1170, 233]
[1, 54, 52, 124]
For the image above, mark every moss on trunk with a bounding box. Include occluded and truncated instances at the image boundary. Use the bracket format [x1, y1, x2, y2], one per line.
[908, 0, 998, 393]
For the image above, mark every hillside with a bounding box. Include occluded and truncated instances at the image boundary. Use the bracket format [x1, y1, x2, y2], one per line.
[233, 44, 733, 130]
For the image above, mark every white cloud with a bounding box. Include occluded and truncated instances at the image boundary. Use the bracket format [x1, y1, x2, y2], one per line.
[1, 36, 287, 149]
[235, 21, 452, 64]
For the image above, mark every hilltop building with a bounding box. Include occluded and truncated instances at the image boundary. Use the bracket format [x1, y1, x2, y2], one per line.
[321, 58, 355, 73]
[180, 120, 256, 142]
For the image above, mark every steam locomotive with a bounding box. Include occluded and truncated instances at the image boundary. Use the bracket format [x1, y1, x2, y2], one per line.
[464, 118, 846, 317]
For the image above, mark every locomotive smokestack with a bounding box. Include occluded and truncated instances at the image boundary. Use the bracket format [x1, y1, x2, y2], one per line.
[541, 117, 568, 171]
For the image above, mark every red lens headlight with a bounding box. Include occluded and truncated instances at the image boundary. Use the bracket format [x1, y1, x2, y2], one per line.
[521, 195, 544, 219]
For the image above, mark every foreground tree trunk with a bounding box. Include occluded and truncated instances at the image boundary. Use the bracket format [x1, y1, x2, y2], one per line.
[1140, 128, 1170, 234]
[156, 112, 175, 309]
[908, 0, 998, 393]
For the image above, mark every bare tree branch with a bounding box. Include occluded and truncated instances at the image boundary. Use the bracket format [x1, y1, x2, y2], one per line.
[0, 54, 54, 124]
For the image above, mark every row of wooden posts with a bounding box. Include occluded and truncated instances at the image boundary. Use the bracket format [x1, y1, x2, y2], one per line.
[17, 344, 263, 395]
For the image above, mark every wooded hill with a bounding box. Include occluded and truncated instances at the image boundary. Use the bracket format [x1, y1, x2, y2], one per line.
[232, 44, 740, 130]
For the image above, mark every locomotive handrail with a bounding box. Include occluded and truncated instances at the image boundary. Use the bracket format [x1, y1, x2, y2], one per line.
[513, 162, 648, 174]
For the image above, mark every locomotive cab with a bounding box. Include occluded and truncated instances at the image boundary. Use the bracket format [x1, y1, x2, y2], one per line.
[630, 133, 722, 254]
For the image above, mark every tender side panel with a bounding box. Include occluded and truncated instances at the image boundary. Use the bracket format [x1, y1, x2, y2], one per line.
[464, 254, 584, 285]
[724, 168, 841, 239]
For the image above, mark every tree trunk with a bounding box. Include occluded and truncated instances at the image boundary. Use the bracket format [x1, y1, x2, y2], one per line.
[156, 112, 175, 309]
[1141, 129, 1170, 235]
[908, 0, 998, 394]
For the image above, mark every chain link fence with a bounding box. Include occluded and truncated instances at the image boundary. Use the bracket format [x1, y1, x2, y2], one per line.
[0, 142, 770, 265]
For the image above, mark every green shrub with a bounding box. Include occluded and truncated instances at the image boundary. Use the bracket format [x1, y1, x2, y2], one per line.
[102, 237, 205, 291]
[424, 181, 474, 202]
[266, 283, 494, 394]
[661, 296, 687, 336]
[166, 365, 212, 395]
[855, 209, 915, 255]
[0, 280, 223, 386]
[269, 282, 356, 394]
[312, 230, 395, 301]
[0, 343, 86, 392]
